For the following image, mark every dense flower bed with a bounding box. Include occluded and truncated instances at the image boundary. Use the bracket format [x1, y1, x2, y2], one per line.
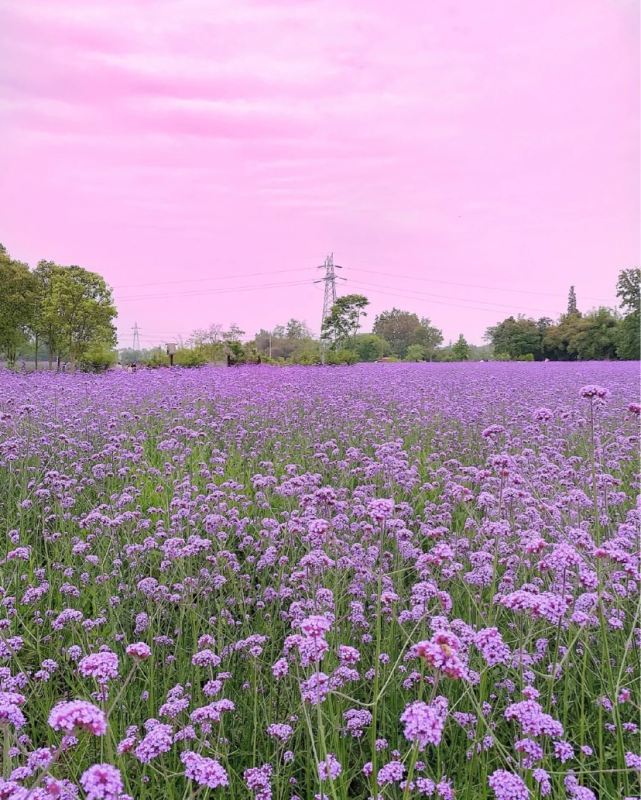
[0, 362, 638, 799]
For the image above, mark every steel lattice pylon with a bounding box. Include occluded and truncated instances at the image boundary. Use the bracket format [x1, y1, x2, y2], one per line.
[316, 253, 343, 363]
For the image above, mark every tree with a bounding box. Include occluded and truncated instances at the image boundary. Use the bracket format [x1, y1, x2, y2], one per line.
[414, 318, 444, 361]
[0, 245, 37, 367]
[567, 286, 578, 315]
[285, 319, 313, 340]
[31, 260, 65, 368]
[566, 308, 619, 361]
[616, 269, 640, 360]
[485, 316, 543, 360]
[321, 295, 369, 348]
[43, 266, 117, 369]
[616, 314, 640, 360]
[254, 319, 315, 361]
[353, 333, 387, 362]
[188, 323, 224, 347]
[223, 323, 245, 343]
[405, 344, 425, 362]
[373, 308, 420, 358]
[616, 269, 640, 313]
[543, 309, 620, 361]
[452, 334, 470, 361]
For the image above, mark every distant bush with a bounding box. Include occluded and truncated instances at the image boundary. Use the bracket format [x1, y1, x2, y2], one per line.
[516, 353, 535, 362]
[79, 343, 117, 372]
[326, 348, 358, 366]
[144, 350, 170, 368]
[405, 344, 425, 362]
[174, 348, 209, 368]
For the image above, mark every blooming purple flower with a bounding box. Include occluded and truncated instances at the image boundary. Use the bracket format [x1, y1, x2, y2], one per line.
[126, 642, 151, 660]
[487, 770, 529, 800]
[48, 701, 107, 736]
[78, 651, 119, 684]
[400, 698, 448, 750]
[80, 764, 123, 800]
[182, 751, 229, 789]
[317, 753, 341, 781]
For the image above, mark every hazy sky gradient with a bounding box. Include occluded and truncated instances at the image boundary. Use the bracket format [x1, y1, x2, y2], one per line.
[1, 0, 638, 347]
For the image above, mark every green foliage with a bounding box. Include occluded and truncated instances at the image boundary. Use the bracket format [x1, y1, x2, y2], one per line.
[287, 340, 321, 365]
[567, 285, 578, 315]
[485, 316, 544, 360]
[372, 308, 443, 359]
[321, 295, 369, 348]
[325, 347, 358, 365]
[0, 245, 37, 367]
[79, 343, 117, 372]
[144, 349, 170, 368]
[616, 312, 640, 360]
[40, 264, 118, 368]
[405, 343, 425, 362]
[542, 308, 619, 361]
[451, 334, 470, 361]
[254, 318, 315, 361]
[615, 269, 640, 360]
[174, 347, 210, 367]
[616, 268, 640, 313]
[352, 333, 387, 362]
[516, 353, 535, 361]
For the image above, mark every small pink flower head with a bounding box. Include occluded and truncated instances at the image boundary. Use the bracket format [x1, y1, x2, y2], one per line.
[182, 751, 229, 789]
[368, 498, 395, 521]
[300, 615, 332, 639]
[272, 658, 289, 680]
[628, 402, 641, 415]
[400, 698, 448, 750]
[80, 763, 123, 800]
[78, 651, 119, 684]
[126, 642, 151, 660]
[579, 385, 609, 400]
[48, 700, 107, 736]
[318, 753, 342, 781]
[488, 769, 529, 800]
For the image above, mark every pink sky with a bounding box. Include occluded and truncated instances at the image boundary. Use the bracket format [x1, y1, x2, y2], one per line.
[1, 0, 638, 347]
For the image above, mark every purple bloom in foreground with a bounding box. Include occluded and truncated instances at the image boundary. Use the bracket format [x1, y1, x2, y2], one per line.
[400, 697, 448, 750]
[318, 753, 341, 781]
[80, 763, 123, 800]
[487, 769, 529, 800]
[182, 751, 229, 789]
[48, 700, 107, 736]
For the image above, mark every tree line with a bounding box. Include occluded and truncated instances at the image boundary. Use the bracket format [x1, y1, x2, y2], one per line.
[1, 240, 637, 369]
[484, 272, 639, 361]
[0, 244, 117, 370]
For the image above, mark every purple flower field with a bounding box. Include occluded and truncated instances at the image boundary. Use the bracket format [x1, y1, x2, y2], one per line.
[0, 362, 638, 800]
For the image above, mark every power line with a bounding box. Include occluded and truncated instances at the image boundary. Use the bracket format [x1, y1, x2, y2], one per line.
[346, 277, 560, 315]
[348, 267, 611, 303]
[345, 279, 560, 317]
[112, 266, 314, 290]
[117, 279, 311, 302]
[112, 263, 611, 304]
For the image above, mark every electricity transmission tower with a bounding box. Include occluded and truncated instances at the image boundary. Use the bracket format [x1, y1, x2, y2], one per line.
[132, 322, 141, 350]
[315, 254, 345, 363]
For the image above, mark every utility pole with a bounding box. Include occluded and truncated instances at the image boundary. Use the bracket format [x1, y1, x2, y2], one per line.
[315, 253, 345, 364]
[132, 322, 141, 351]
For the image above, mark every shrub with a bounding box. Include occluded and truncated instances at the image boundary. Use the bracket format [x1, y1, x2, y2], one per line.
[79, 343, 117, 372]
